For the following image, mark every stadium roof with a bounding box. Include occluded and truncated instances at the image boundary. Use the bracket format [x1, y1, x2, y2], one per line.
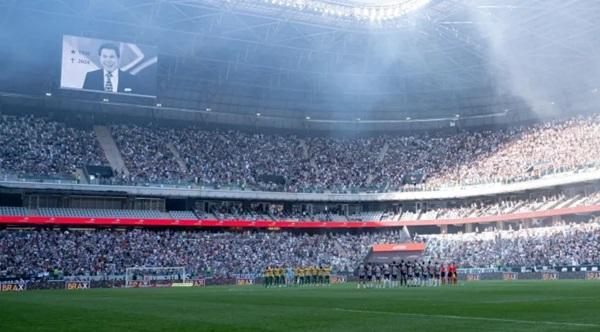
[1, 0, 599, 126]
[211, 0, 434, 23]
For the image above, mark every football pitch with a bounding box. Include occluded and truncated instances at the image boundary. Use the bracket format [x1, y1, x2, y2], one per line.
[1, 281, 600, 332]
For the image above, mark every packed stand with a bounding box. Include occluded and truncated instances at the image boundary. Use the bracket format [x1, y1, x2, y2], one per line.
[3, 220, 599, 281]
[418, 219, 600, 269]
[0, 115, 105, 179]
[104, 115, 600, 192]
[426, 116, 600, 187]
[111, 124, 184, 184]
[2, 114, 600, 192]
[0, 228, 408, 280]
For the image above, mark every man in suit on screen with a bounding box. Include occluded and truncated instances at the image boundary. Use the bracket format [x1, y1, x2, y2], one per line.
[83, 43, 140, 94]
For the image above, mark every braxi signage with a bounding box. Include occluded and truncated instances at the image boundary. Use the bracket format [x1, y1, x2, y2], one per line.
[0, 282, 26, 292]
[66, 281, 90, 290]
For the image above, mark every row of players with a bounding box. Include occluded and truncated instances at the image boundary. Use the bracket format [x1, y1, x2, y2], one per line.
[263, 265, 332, 287]
[357, 261, 458, 288]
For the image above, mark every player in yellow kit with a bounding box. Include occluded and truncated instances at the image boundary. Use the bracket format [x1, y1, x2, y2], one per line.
[293, 266, 300, 285]
[263, 266, 273, 287]
[324, 265, 332, 285]
[275, 266, 283, 286]
[318, 265, 325, 285]
[310, 266, 317, 284]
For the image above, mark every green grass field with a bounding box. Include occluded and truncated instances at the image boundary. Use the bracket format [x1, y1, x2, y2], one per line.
[1, 281, 600, 331]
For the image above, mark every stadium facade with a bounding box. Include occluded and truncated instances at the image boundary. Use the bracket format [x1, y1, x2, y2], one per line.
[1, 0, 600, 285]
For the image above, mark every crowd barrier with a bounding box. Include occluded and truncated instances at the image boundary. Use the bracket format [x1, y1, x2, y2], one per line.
[3, 271, 599, 292]
[461, 271, 600, 281]
[0, 274, 351, 291]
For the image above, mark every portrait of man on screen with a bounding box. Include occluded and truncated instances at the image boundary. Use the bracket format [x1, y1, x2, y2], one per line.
[83, 43, 141, 94]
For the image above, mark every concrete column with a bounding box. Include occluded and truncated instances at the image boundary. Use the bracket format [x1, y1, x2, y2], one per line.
[496, 221, 504, 231]
[465, 223, 473, 233]
[439, 224, 448, 234]
[525, 219, 535, 228]
[552, 216, 561, 225]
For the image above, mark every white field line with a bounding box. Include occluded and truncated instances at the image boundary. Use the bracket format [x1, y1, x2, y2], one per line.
[332, 307, 600, 328]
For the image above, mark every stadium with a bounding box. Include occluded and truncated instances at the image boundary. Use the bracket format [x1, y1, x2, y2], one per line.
[1, 0, 600, 331]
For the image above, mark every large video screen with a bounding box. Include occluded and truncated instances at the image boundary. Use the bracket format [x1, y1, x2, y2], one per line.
[61, 35, 157, 97]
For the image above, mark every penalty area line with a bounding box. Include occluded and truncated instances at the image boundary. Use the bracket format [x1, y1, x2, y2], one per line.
[332, 308, 600, 328]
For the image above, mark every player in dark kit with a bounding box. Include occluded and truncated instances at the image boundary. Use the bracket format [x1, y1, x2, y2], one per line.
[391, 261, 399, 288]
[383, 264, 391, 288]
[407, 261, 414, 287]
[415, 261, 422, 287]
[400, 260, 408, 287]
[426, 261, 434, 287]
[374, 264, 382, 288]
[358, 264, 366, 289]
[421, 261, 427, 287]
[434, 262, 441, 287]
[366, 264, 373, 288]
[414, 261, 422, 287]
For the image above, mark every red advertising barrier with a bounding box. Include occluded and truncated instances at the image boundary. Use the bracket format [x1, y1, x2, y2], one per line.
[0, 216, 399, 228]
[0, 203, 598, 229]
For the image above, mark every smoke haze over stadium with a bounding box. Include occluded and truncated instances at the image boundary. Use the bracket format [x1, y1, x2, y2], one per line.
[2, 1, 600, 331]
[1, 0, 598, 128]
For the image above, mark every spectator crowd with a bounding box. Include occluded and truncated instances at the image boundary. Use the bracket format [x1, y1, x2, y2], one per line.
[1, 114, 600, 192]
[2, 219, 600, 281]
[0, 115, 105, 179]
[419, 219, 600, 269]
[0, 228, 408, 280]
[111, 115, 600, 191]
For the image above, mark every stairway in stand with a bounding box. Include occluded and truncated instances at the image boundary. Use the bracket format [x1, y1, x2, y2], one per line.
[93, 125, 129, 176]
